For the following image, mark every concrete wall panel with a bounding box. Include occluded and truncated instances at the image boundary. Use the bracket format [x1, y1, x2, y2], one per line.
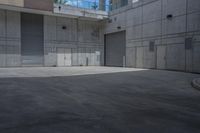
[6, 45, 21, 67]
[107, 0, 200, 72]
[100, 48, 104, 66]
[162, 15, 186, 35]
[187, 12, 200, 32]
[24, 0, 53, 11]
[44, 47, 57, 67]
[0, 0, 24, 7]
[94, 48, 101, 66]
[162, 0, 186, 18]
[56, 17, 77, 42]
[192, 44, 200, 73]
[6, 11, 21, 38]
[143, 0, 161, 23]
[78, 20, 100, 43]
[143, 46, 156, 69]
[143, 21, 161, 37]
[157, 45, 166, 69]
[136, 47, 144, 68]
[43, 15, 103, 67]
[166, 44, 185, 71]
[187, 0, 200, 13]
[0, 10, 21, 67]
[126, 7, 142, 27]
[126, 47, 136, 67]
[90, 48, 96, 66]
[77, 48, 86, 66]
[127, 25, 142, 40]
[72, 48, 78, 66]
[44, 16, 56, 41]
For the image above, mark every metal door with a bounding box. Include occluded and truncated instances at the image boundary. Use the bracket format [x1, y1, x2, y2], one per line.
[21, 13, 44, 66]
[105, 31, 126, 67]
[57, 48, 72, 67]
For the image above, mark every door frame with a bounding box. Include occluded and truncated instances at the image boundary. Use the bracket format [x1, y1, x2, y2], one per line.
[104, 30, 126, 67]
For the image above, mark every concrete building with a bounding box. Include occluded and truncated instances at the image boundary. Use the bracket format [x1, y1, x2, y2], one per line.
[0, 0, 200, 73]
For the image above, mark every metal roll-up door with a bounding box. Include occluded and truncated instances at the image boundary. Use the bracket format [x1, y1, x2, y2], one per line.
[105, 31, 126, 67]
[21, 13, 44, 66]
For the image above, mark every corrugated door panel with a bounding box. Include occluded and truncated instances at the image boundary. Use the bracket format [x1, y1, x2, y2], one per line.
[105, 31, 126, 67]
[21, 13, 44, 66]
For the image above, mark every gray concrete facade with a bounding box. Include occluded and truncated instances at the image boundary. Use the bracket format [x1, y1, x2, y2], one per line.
[105, 0, 200, 73]
[0, 10, 104, 67]
[44, 16, 104, 67]
[0, 0, 200, 73]
[0, 10, 21, 67]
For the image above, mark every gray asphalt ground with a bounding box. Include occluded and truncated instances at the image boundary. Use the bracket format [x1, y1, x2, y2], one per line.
[0, 67, 200, 133]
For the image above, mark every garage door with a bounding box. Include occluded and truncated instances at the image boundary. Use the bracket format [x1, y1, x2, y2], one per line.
[105, 31, 126, 67]
[21, 13, 44, 66]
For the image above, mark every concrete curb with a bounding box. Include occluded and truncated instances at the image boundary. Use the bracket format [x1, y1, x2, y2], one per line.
[191, 78, 200, 90]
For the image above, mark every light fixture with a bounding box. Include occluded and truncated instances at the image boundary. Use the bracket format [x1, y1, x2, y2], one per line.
[166, 14, 173, 20]
[62, 26, 67, 30]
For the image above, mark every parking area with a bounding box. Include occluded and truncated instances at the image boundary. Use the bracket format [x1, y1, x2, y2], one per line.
[0, 67, 200, 133]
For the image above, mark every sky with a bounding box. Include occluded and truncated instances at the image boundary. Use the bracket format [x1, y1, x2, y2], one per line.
[65, 0, 99, 6]
[63, 0, 109, 9]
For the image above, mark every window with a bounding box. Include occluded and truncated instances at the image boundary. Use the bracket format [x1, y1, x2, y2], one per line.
[54, 0, 110, 11]
[110, 0, 128, 11]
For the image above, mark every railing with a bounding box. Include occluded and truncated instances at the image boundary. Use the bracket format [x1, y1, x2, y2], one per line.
[54, 0, 110, 11]
[109, 0, 128, 11]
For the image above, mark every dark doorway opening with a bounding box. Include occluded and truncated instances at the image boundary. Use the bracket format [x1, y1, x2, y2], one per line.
[105, 31, 126, 67]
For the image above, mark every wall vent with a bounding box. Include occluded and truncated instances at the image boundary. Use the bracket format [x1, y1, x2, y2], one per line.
[117, 26, 121, 30]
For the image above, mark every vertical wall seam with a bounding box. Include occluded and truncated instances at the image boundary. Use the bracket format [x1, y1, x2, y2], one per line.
[160, 0, 163, 69]
[141, 0, 144, 68]
[185, 0, 188, 71]
[5, 10, 7, 67]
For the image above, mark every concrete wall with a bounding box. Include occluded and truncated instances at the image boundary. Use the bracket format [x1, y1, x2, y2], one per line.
[0, 0, 24, 7]
[0, 10, 21, 67]
[24, 0, 53, 11]
[44, 16, 104, 67]
[0, 0, 199, 72]
[0, 9, 104, 67]
[106, 0, 200, 73]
